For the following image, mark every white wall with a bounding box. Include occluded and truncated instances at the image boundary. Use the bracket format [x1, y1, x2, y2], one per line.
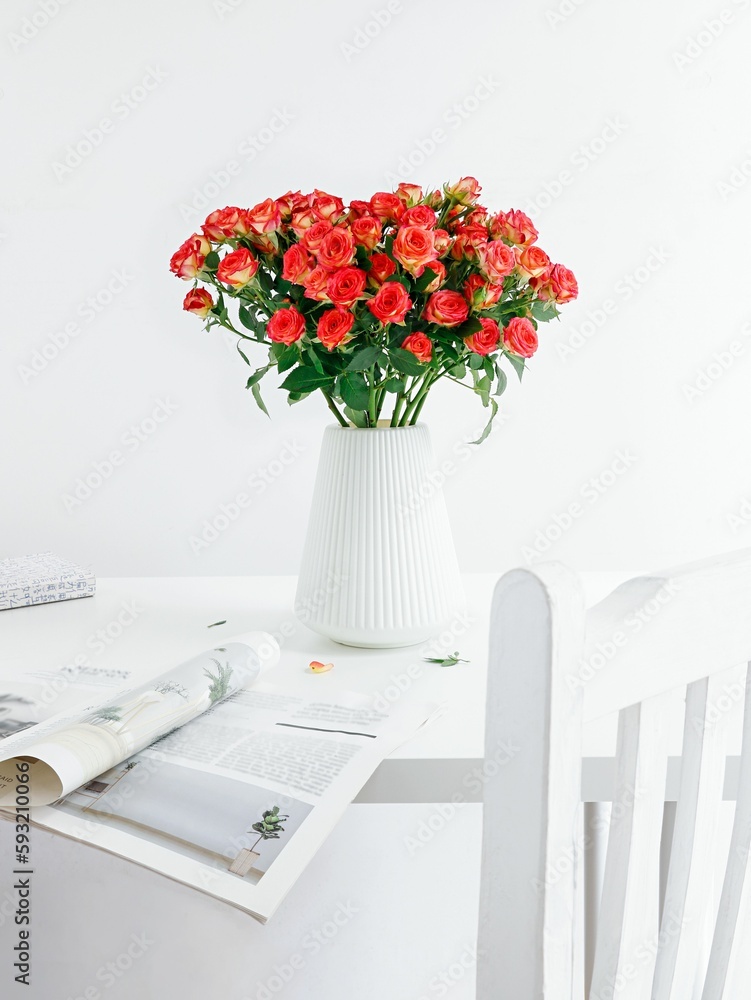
[2, 0, 751, 577]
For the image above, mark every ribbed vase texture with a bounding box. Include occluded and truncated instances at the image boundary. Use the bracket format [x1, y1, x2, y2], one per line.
[295, 424, 465, 647]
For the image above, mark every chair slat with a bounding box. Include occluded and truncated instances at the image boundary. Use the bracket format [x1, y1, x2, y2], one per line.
[477, 565, 585, 1000]
[701, 667, 751, 999]
[652, 673, 733, 1000]
[589, 692, 671, 1000]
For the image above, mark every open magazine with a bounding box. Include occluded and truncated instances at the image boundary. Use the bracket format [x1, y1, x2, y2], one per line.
[0, 634, 438, 922]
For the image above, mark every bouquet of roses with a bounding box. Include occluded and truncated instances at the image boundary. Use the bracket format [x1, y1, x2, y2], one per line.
[170, 177, 577, 442]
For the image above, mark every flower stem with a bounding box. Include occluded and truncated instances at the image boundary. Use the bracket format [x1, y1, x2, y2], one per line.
[321, 390, 348, 427]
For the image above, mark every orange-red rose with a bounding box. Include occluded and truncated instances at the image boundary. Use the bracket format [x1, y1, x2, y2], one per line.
[301, 219, 333, 255]
[450, 224, 489, 261]
[170, 234, 210, 280]
[401, 332, 433, 363]
[317, 308, 355, 350]
[350, 215, 382, 251]
[478, 241, 516, 282]
[444, 176, 482, 206]
[369, 191, 405, 222]
[317, 227, 356, 271]
[547, 264, 578, 303]
[182, 287, 214, 318]
[463, 274, 503, 310]
[202, 206, 250, 242]
[326, 266, 367, 308]
[246, 198, 281, 234]
[433, 228, 451, 255]
[368, 281, 412, 325]
[393, 225, 437, 274]
[516, 245, 550, 279]
[216, 247, 258, 287]
[303, 266, 330, 301]
[395, 182, 423, 206]
[420, 260, 446, 293]
[423, 290, 469, 328]
[282, 245, 314, 284]
[465, 317, 500, 355]
[367, 253, 396, 286]
[310, 189, 345, 221]
[401, 205, 437, 229]
[503, 316, 538, 357]
[491, 209, 538, 247]
[289, 206, 318, 236]
[267, 306, 306, 344]
[276, 190, 306, 220]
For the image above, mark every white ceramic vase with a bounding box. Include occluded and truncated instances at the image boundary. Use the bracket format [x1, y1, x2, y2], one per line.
[295, 423, 465, 648]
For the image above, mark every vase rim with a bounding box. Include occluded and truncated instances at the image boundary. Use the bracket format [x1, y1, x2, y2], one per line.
[327, 421, 427, 431]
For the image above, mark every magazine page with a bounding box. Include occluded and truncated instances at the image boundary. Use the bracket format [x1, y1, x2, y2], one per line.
[28, 681, 441, 923]
[0, 632, 279, 808]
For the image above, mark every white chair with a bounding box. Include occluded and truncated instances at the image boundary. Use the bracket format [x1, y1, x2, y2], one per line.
[478, 552, 751, 999]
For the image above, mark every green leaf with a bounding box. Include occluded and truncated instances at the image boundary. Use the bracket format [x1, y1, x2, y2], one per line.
[384, 234, 395, 261]
[389, 348, 425, 376]
[246, 365, 270, 389]
[482, 357, 495, 380]
[494, 367, 508, 396]
[423, 651, 469, 667]
[280, 366, 334, 393]
[205, 251, 220, 270]
[449, 362, 467, 379]
[384, 377, 405, 393]
[277, 346, 299, 373]
[470, 397, 498, 446]
[238, 305, 256, 330]
[476, 374, 491, 406]
[346, 345, 382, 372]
[344, 405, 368, 427]
[251, 381, 270, 418]
[530, 299, 559, 323]
[457, 316, 483, 337]
[305, 343, 324, 373]
[505, 352, 526, 381]
[468, 353, 485, 371]
[338, 371, 370, 410]
[415, 266, 438, 293]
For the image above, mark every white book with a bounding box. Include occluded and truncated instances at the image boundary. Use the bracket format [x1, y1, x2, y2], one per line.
[0, 552, 96, 611]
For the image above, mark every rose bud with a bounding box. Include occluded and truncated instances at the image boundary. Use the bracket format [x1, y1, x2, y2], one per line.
[423, 290, 469, 328]
[432, 228, 451, 255]
[347, 199, 375, 221]
[216, 247, 259, 288]
[301, 219, 334, 255]
[443, 176, 482, 206]
[401, 332, 433, 363]
[464, 317, 501, 356]
[463, 274, 503, 310]
[490, 208, 538, 247]
[515, 245, 551, 280]
[246, 197, 282, 234]
[276, 190, 306, 220]
[547, 263, 578, 303]
[317, 308, 355, 351]
[170, 233, 211, 280]
[401, 205, 437, 229]
[503, 316, 538, 358]
[303, 266, 331, 302]
[266, 305, 306, 344]
[182, 287, 214, 318]
[289, 206, 318, 236]
[395, 182, 424, 206]
[310, 189, 345, 221]
[367, 281, 412, 325]
[202, 206, 248, 242]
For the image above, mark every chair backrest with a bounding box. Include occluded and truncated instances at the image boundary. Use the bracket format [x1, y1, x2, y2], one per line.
[477, 551, 751, 1000]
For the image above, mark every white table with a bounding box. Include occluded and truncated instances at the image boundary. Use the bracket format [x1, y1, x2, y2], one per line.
[0, 572, 628, 1000]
